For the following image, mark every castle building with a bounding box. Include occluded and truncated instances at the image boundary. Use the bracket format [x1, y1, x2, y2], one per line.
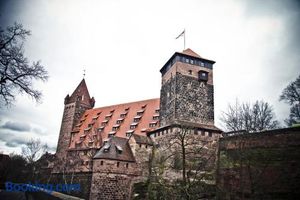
[55, 48, 222, 199]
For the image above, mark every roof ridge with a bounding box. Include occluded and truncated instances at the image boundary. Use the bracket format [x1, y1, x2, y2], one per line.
[91, 98, 159, 110]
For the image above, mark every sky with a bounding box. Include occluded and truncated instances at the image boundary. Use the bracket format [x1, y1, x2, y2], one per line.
[0, 0, 299, 154]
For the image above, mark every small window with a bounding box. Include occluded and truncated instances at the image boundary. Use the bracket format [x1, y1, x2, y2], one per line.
[126, 163, 129, 168]
[200, 62, 204, 67]
[130, 125, 137, 129]
[190, 60, 194, 64]
[198, 70, 208, 82]
[188, 70, 192, 75]
[116, 119, 124, 124]
[153, 115, 159, 120]
[101, 161, 104, 165]
[194, 129, 198, 135]
[117, 162, 120, 167]
[186, 58, 189, 63]
[120, 113, 127, 118]
[116, 145, 123, 154]
[112, 126, 119, 131]
[137, 110, 144, 116]
[201, 131, 205, 136]
[209, 132, 213, 137]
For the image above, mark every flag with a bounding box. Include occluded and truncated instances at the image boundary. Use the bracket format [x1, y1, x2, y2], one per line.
[175, 30, 185, 39]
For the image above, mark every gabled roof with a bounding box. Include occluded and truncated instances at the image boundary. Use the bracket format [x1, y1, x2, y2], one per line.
[69, 98, 160, 149]
[94, 137, 135, 162]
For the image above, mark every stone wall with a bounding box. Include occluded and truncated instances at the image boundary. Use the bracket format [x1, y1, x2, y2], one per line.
[129, 141, 153, 179]
[160, 72, 214, 127]
[90, 159, 140, 200]
[175, 73, 214, 125]
[216, 127, 300, 199]
[149, 126, 220, 181]
[49, 172, 92, 200]
[56, 100, 92, 166]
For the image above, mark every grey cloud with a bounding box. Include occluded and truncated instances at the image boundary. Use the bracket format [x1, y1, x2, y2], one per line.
[1, 121, 31, 132]
[0, 132, 29, 147]
[241, 0, 300, 17]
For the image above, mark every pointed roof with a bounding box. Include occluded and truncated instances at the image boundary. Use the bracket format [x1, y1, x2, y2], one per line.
[181, 48, 202, 58]
[65, 78, 94, 106]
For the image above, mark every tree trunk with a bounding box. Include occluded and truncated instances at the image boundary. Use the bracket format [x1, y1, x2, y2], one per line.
[182, 140, 186, 185]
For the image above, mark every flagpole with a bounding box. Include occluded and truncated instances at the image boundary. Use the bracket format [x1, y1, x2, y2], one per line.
[184, 29, 186, 50]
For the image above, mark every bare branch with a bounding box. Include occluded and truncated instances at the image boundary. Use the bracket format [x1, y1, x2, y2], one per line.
[0, 22, 48, 107]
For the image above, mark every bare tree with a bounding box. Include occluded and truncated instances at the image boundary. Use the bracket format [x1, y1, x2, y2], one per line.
[0, 22, 48, 107]
[21, 138, 48, 164]
[221, 100, 279, 132]
[280, 74, 300, 126]
[149, 125, 216, 199]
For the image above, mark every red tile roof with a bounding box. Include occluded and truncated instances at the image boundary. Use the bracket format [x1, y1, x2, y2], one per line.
[69, 98, 160, 149]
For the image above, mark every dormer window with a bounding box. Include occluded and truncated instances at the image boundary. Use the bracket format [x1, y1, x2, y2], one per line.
[198, 70, 208, 82]
[112, 124, 120, 131]
[92, 116, 98, 120]
[134, 115, 142, 122]
[108, 131, 116, 137]
[116, 118, 124, 124]
[103, 143, 111, 152]
[130, 122, 138, 129]
[149, 121, 158, 127]
[153, 114, 159, 120]
[88, 140, 94, 147]
[84, 127, 91, 132]
[101, 121, 108, 126]
[98, 126, 104, 132]
[116, 145, 123, 154]
[137, 110, 144, 116]
[126, 130, 134, 137]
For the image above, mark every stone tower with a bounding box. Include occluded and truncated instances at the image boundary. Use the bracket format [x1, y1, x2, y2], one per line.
[56, 79, 95, 158]
[159, 48, 216, 126]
